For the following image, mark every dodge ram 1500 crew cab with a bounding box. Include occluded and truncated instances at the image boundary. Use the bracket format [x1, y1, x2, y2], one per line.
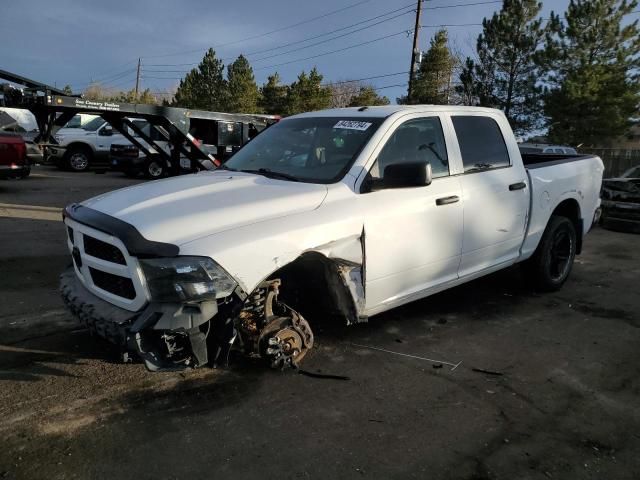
[60, 105, 604, 371]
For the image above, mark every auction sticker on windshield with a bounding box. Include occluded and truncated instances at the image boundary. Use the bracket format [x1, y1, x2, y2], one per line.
[333, 120, 372, 131]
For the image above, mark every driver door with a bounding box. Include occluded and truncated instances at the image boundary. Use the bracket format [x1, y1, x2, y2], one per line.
[360, 115, 464, 314]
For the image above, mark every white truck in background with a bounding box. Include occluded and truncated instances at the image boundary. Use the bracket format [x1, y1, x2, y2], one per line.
[47, 116, 153, 171]
[60, 105, 604, 371]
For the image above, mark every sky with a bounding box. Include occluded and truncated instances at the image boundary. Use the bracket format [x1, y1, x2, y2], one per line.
[0, 0, 575, 104]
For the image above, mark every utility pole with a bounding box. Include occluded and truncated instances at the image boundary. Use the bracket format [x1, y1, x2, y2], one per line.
[407, 0, 422, 102]
[134, 58, 141, 101]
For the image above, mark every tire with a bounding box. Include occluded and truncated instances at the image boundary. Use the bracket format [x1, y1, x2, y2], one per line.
[524, 215, 577, 292]
[18, 167, 31, 179]
[64, 145, 92, 172]
[145, 158, 165, 179]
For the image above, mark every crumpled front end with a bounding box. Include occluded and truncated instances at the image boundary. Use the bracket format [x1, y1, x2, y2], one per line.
[60, 267, 214, 370]
[60, 204, 318, 371]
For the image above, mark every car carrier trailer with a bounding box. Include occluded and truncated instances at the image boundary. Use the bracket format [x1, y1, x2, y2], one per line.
[0, 68, 278, 174]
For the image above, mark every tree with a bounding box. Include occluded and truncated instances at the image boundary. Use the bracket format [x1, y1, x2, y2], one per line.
[118, 88, 157, 104]
[409, 29, 456, 105]
[174, 48, 227, 111]
[259, 73, 289, 114]
[62, 84, 73, 95]
[459, 0, 549, 135]
[542, 0, 640, 146]
[285, 68, 332, 115]
[83, 84, 116, 101]
[327, 81, 390, 107]
[347, 85, 390, 107]
[327, 81, 362, 108]
[225, 55, 260, 113]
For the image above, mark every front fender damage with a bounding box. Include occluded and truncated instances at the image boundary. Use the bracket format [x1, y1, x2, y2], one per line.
[60, 232, 366, 372]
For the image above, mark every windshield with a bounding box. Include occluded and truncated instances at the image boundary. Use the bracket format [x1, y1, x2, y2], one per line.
[224, 117, 383, 183]
[82, 117, 106, 131]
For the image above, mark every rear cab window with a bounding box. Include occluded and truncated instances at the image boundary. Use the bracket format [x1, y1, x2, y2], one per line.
[451, 116, 510, 173]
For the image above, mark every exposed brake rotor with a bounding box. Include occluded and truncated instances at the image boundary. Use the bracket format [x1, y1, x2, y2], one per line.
[258, 309, 314, 369]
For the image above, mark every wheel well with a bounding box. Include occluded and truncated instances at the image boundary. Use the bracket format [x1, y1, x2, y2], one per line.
[551, 198, 583, 254]
[268, 252, 359, 327]
[65, 142, 93, 156]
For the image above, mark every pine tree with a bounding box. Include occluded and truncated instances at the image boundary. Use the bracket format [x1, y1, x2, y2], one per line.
[174, 48, 227, 111]
[119, 88, 157, 104]
[460, 0, 548, 135]
[542, 0, 640, 146]
[285, 68, 332, 115]
[259, 73, 289, 114]
[347, 85, 390, 107]
[410, 29, 456, 105]
[225, 55, 260, 113]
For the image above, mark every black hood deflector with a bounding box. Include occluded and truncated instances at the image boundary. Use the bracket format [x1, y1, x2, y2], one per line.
[63, 203, 179, 258]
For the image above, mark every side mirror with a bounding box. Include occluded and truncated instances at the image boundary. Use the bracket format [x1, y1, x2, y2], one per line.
[383, 162, 432, 189]
[99, 125, 113, 136]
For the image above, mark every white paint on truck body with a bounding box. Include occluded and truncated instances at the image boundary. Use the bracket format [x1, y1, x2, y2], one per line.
[75, 105, 604, 317]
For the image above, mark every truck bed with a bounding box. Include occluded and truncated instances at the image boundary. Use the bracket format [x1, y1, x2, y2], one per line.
[519, 153, 604, 260]
[521, 153, 596, 169]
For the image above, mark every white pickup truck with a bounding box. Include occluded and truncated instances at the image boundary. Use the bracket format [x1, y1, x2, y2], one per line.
[48, 117, 153, 172]
[60, 105, 603, 371]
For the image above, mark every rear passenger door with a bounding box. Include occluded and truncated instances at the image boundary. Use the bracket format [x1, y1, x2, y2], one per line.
[451, 114, 529, 277]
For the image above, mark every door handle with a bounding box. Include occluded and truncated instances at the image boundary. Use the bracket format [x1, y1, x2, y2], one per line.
[509, 182, 527, 191]
[435, 195, 460, 206]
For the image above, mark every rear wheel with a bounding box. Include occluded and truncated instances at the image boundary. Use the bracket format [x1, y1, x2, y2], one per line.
[524, 215, 577, 291]
[64, 146, 92, 172]
[145, 158, 165, 179]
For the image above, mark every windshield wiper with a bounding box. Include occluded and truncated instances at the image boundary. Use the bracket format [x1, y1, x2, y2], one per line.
[239, 168, 300, 182]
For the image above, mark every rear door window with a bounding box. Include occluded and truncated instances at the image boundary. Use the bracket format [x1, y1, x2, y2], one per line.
[451, 116, 511, 172]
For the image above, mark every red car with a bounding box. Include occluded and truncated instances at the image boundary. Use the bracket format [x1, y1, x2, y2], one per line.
[0, 132, 30, 179]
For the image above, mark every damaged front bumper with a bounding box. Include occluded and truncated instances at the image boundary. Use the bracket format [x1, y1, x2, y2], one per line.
[60, 267, 215, 371]
[60, 267, 315, 372]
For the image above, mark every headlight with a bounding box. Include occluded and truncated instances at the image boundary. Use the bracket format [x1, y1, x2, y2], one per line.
[139, 256, 237, 302]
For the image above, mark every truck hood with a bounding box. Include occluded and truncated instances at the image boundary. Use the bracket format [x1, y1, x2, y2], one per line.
[82, 171, 328, 246]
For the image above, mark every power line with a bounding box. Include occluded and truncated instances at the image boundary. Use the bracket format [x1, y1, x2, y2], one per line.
[148, 71, 410, 94]
[144, 20, 484, 81]
[323, 71, 409, 86]
[146, 9, 414, 72]
[69, 67, 137, 90]
[143, 0, 372, 59]
[146, 2, 418, 69]
[330, 82, 408, 98]
[143, 29, 410, 80]
[145, 0, 502, 70]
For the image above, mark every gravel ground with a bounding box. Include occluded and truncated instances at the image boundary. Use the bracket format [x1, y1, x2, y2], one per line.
[0, 166, 638, 480]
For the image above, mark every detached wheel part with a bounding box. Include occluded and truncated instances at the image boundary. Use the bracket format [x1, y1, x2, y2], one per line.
[65, 146, 92, 172]
[525, 215, 577, 292]
[145, 159, 165, 179]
